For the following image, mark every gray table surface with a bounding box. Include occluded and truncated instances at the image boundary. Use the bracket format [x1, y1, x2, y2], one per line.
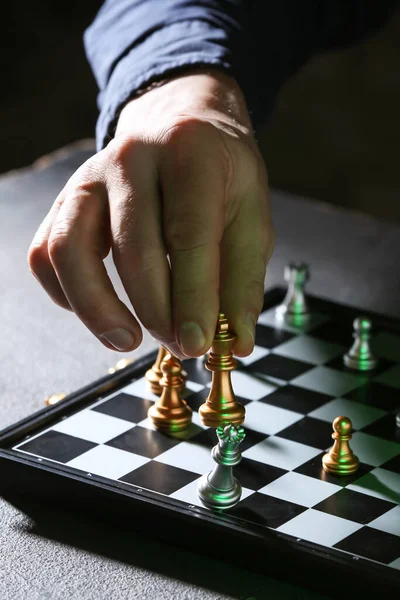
[1, 142, 400, 600]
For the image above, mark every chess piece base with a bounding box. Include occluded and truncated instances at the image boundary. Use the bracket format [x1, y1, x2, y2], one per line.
[199, 402, 245, 428]
[275, 305, 310, 326]
[343, 353, 377, 371]
[197, 474, 242, 510]
[322, 451, 359, 476]
[147, 402, 192, 433]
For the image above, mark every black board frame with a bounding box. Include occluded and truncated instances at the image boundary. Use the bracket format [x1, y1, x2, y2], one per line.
[1, 287, 399, 598]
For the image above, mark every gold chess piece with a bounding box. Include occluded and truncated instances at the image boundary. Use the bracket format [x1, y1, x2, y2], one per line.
[322, 416, 359, 475]
[199, 313, 246, 428]
[147, 352, 192, 432]
[45, 393, 66, 406]
[146, 345, 186, 395]
[108, 357, 135, 374]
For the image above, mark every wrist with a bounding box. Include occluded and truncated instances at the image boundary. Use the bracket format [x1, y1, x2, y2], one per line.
[115, 68, 253, 137]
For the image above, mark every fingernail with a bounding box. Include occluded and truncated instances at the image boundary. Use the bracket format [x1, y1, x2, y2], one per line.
[178, 322, 206, 356]
[101, 328, 135, 351]
[244, 313, 256, 344]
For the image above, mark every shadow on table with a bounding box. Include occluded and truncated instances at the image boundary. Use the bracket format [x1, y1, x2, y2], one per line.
[7, 499, 328, 600]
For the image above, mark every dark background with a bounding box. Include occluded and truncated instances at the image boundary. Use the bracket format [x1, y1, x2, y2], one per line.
[1, 2, 399, 221]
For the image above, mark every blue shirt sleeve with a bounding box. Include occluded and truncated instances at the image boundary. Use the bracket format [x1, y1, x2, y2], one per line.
[84, 0, 397, 150]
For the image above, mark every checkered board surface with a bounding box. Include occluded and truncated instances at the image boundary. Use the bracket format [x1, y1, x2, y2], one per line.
[11, 301, 400, 576]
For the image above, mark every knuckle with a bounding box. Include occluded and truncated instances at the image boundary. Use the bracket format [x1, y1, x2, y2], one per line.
[106, 134, 139, 176]
[165, 216, 213, 252]
[113, 237, 160, 275]
[47, 228, 71, 264]
[162, 117, 232, 175]
[27, 242, 48, 276]
[68, 155, 104, 189]
[160, 116, 207, 146]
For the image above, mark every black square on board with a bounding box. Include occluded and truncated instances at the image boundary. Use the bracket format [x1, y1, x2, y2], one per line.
[295, 454, 372, 486]
[92, 393, 154, 423]
[120, 461, 198, 495]
[255, 324, 294, 349]
[361, 414, 400, 443]
[259, 384, 332, 414]
[17, 430, 96, 463]
[380, 454, 400, 475]
[107, 426, 180, 458]
[325, 356, 394, 378]
[185, 388, 209, 412]
[182, 358, 212, 385]
[231, 492, 306, 529]
[313, 487, 395, 524]
[277, 417, 333, 450]
[334, 527, 400, 564]
[249, 354, 313, 381]
[234, 458, 287, 491]
[344, 381, 400, 411]
[190, 425, 267, 452]
[311, 320, 353, 346]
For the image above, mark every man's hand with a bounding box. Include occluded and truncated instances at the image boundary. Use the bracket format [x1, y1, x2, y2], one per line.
[28, 70, 274, 359]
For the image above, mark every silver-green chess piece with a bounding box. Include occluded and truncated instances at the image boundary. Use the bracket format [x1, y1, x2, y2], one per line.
[343, 316, 377, 371]
[197, 423, 245, 510]
[396, 412, 400, 428]
[275, 262, 310, 326]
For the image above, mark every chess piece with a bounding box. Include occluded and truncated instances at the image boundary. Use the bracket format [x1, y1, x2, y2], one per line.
[275, 262, 310, 326]
[197, 423, 245, 510]
[146, 346, 186, 395]
[343, 317, 377, 371]
[147, 352, 192, 432]
[198, 314, 245, 428]
[108, 357, 135, 374]
[45, 393, 66, 406]
[396, 411, 400, 428]
[322, 416, 359, 475]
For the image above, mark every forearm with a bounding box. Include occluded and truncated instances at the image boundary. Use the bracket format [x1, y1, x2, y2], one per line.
[85, 0, 397, 150]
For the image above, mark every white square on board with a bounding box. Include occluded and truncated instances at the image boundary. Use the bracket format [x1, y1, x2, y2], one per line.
[243, 402, 303, 435]
[155, 441, 214, 475]
[243, 436, 321, 471]
[170, 478, 254, 508]
[259, 471, 340, 507]
[257, 309, 329, 334]
[368, 506, 400, 536]
[52, 409, 135, 444]
[273, 335, 344, 366]
[277, 508, 362, 547]
[67, 444, 149, 480]
[292, 366, 366, 397]
[347, 467, 400, 503]
[137, 413, 206, 439]
[236, 345, 270, 366]
[309, 398, 385, 430]
[390, 557, 400, 570]
[349, 433, 400, 467]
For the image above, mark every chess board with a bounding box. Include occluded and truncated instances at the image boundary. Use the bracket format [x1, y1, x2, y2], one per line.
[1, 288, 399, 597]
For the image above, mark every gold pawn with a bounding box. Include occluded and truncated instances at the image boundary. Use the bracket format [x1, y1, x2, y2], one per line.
[322, 416, 359, 475]
[147, 353, 192, 432]
[45, 393, 66, 406]
[199, 313, 245, 428]
[145, 346, 186, 395]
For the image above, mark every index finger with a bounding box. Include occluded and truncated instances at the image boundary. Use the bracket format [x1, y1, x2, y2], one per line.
[160, 121, 227, 356]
